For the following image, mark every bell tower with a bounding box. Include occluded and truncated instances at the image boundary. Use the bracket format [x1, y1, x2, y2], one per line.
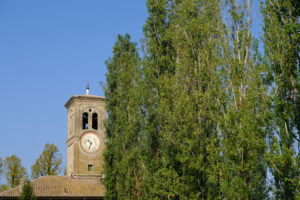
[65, 85, 106, 178]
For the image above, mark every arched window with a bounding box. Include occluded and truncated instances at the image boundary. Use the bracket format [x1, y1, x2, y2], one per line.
[92, 113, 98, 130]
[82, 112, 88, 129]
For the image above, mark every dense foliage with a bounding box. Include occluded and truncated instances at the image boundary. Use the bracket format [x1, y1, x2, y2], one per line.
[103, 33, 141, 199]
[31, 143, 62, 179]
[103, 0, 299, 199]
[4, 155, 26, 188]
[19, 180, 36, 200]
[262, 0, 300, 198]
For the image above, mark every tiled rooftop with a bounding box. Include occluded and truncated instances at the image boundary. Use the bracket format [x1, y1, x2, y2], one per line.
[0, 176, 105, 197]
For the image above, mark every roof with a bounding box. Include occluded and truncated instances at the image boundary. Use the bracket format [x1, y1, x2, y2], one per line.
[65, 95, 106, 109]
[0, 176, 105, 197]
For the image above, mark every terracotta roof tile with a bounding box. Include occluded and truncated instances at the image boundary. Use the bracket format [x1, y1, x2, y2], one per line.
[0, 176, 105, 197]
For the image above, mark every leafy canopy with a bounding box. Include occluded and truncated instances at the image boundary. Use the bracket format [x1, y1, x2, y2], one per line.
[31, 143, 62, 179]
[4, 155, 26, 188]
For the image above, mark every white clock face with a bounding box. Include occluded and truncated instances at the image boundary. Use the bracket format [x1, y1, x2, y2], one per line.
[80, 132, 101, 153]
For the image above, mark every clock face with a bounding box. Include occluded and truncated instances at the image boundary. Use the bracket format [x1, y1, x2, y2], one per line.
[80, 132, 101, 153]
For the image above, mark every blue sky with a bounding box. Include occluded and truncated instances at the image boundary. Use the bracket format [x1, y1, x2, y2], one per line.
[0, 0, 148, 183]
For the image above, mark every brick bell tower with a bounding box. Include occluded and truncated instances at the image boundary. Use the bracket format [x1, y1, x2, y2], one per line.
[65, 84, 106, 178]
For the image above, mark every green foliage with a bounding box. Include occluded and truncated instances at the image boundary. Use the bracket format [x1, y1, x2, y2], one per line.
[141, 0, 225, 198]
[4, 155, 26, 188]
[262, 0, 300, 198]
[0, 184, 9, 193]
[31, 143, 62, 179]
[103, 33, 141, 200]
[103, 0, 299, 198]
[216, 0, 271, 198]
[19, 180, 36, 200]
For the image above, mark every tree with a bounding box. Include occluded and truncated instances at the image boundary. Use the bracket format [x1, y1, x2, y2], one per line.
[102, 0, 299, 198]
[31, 143, 62, 179]
[262, 0, 300, 198]
[141, 0, 225, 198]
[4, 155, 26, 188]
[139, 1, 177, 198]
[0, 184, 9, 193]
[19, 180, 36, 200]
[0, 157, 5, 193]
[103, 33, 141, 199]
[215, 0, 271, 198]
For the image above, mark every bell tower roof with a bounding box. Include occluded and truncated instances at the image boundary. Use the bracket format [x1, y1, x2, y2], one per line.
[65, 95, 105, 109]
[65, 83, 105, 109]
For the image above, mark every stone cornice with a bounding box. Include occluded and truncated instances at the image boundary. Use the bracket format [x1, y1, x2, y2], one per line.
[65, 95, 106, 109]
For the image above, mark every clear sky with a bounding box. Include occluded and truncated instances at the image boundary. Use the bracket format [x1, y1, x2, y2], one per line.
[0, 0, 148, 183]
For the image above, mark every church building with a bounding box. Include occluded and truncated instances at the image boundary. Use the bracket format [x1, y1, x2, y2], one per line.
[0, 86, 106, 199]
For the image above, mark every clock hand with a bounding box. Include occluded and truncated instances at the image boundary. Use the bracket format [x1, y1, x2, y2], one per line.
[89, 140, 93, 150]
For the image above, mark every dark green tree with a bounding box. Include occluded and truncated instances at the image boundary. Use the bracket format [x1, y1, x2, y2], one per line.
[4, 155, 26, 188]
[262, 0, 300, 198]
[139, 1, 177, 198]
[144, 0, 225, 198]
[103, 33, 141, 199]
[19, 180, 36, 200]
[31, 143, 62, 179]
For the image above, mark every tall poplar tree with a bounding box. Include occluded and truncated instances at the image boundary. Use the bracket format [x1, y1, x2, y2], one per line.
[139, 1, 177, 198]
[103, 0, 300, 198]
[262, 0, 300, 198]
[140, 0, 225, 198]
[218, 0, 270, 198]
[103, 33, 141, 200]
[156, 0, 224, 198]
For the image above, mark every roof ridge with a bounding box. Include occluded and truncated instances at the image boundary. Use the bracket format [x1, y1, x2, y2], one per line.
[0, 175, 105, 197]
